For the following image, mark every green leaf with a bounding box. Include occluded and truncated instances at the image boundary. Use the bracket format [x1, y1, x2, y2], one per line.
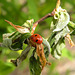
[48, 28, 69, 59]
[71, 30, 75, 35]
[48, 32, 56, 47]
[2, 19, 34, 50]
[55, 26, 70, 44]
[48, 24, 70, 59]
[29, 56, 42, 75]
[43, 38, 50, 53]
[23, 19, 34, 33]
[56, 43, 65, 55]
[51, 40, 65, 59]
[44, 47, 50, 60]
[2, 32, 31, 51]
[53, 49, 61, 59]
[52, 7, 70, 32]
[68, 21, 75, 29]
[43, 38, 51, 59]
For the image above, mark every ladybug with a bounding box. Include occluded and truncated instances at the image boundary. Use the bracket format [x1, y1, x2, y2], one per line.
[30, 34, 43, 44]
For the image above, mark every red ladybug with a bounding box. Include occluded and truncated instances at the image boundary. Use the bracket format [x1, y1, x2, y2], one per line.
[30, 34, 43, 44]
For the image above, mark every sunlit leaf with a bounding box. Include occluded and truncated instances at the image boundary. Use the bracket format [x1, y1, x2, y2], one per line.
[55, 26, 70, 44]
[53, 7, 70, 32]
[48, 26, 70, 59]
[2, 32, 31, 51]
[68, 21, 75, 29]
[51, 39, 65, 59]
[5, 20, 30, 34]
[43, 38, 51, 53]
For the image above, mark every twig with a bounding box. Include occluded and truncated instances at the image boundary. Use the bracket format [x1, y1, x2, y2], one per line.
[33, 10, 55, 25]
[32, 10, 55, 34]
[8, 0, 56, 27]
[31, 0, 60, 34]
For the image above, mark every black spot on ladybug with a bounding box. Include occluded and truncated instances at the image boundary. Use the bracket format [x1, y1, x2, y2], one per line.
[36, 40, 38, 42]
[35, 35, 37, 36]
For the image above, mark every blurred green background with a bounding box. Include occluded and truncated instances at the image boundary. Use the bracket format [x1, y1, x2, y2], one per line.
[0, 0, 75, 75]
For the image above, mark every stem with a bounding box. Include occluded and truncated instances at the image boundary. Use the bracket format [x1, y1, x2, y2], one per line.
[32, 10, 55, 34]
[33, 11, 55, 25]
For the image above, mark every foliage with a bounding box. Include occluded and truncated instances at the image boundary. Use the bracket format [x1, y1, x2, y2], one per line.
[29, 56, 41, 75]
[0, 0, 75, 75]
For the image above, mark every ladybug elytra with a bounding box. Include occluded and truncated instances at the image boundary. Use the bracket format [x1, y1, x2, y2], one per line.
[30, 34, 43, 44]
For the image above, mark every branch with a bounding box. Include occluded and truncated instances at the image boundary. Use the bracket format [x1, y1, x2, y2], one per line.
[32, 9, 55, 34]
[33, 0, 60, 25]
[33, 10, 55, 25]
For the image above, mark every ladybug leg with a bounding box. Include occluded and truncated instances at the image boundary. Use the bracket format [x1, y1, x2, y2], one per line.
[46, 62, 51, 65]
